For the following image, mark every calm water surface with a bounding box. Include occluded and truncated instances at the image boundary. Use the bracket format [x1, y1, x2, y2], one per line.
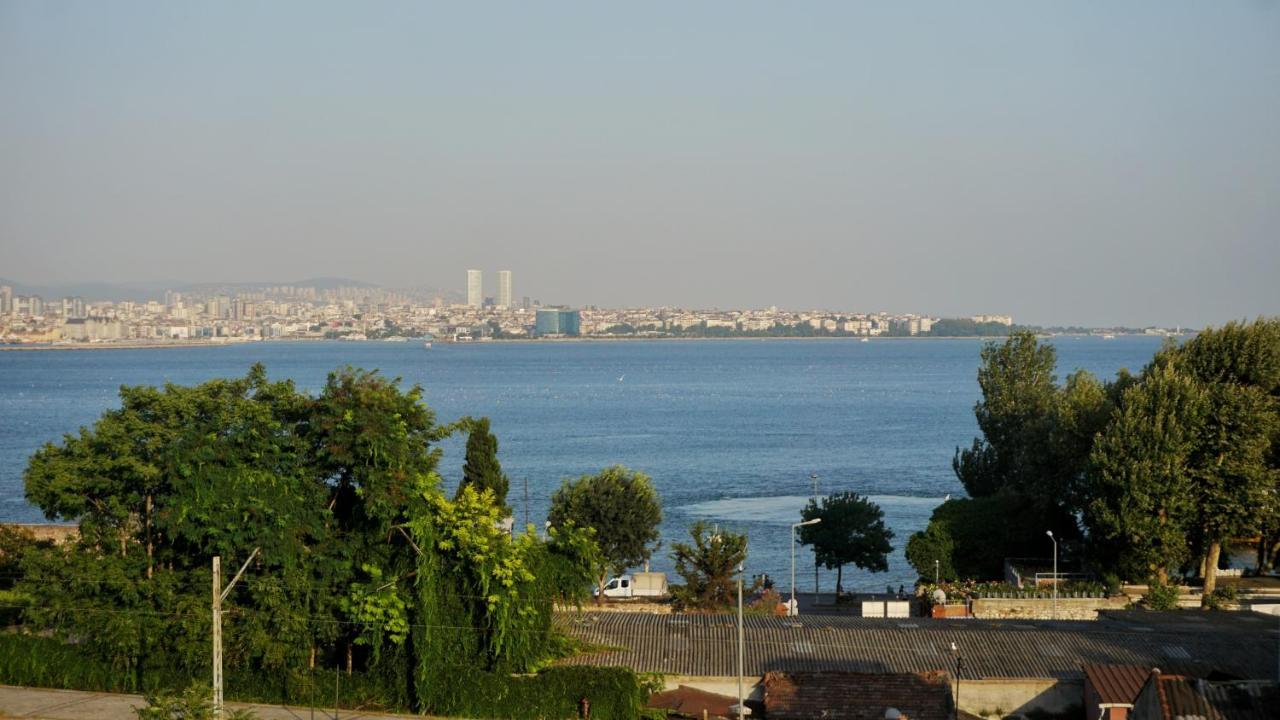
[0, 336, 1162, 593]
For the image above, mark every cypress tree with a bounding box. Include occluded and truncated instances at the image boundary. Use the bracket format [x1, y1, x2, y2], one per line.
[458, 417, 511, 515]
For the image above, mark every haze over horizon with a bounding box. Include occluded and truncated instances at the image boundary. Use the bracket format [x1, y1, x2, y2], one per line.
[2, 2, 1277, 328]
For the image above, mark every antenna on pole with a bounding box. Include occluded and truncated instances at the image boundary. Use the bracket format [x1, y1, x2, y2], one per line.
[213, 547, 260, 720]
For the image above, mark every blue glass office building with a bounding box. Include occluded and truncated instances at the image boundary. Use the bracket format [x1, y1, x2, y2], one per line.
[535, 308, 581, 336]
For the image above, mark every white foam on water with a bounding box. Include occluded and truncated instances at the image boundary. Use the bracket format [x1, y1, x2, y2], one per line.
[679, 494, 945, 524]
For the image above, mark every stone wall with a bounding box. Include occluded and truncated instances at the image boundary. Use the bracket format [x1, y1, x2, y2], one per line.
[971, 596, 1131, 620]
[0, 523, 77, 544]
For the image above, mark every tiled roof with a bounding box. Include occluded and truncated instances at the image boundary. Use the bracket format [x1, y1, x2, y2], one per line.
[1085, 664, 1150, 704]
[555, 611, 1278, 680]
[646, 685, 738, 719]
[763, 671, 981, 720]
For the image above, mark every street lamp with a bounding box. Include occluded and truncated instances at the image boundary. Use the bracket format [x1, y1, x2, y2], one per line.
[935, 559, 940, 587]
[791, 518, 821, 616]
[1046, 530, 1058, 621]
[810, 473, 819, 598]
[735, 560, 751, 719]
[950, 642, 962, 720]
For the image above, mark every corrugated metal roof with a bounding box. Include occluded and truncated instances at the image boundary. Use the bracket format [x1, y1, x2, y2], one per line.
[1148, 676, 1280, 720]
[556, 611, 1278, 680]
[1084, 664, 1150, 704]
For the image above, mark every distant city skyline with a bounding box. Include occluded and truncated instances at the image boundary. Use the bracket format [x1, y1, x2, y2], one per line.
[3, 3, 1278, 328]
[0, 271, 1220, 329]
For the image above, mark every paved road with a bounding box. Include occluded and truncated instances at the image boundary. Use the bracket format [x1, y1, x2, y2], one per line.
[0, 685, 425, 720]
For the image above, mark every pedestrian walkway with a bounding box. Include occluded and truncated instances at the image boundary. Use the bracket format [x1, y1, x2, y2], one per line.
[0, 685, 424, 720]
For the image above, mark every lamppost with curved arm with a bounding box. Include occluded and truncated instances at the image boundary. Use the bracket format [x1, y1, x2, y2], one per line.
[791, 518, 821, 616]
[1046, 530, 1058, 620]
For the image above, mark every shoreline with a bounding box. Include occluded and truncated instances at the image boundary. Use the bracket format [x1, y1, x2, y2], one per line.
[0, 333, 1156, 352]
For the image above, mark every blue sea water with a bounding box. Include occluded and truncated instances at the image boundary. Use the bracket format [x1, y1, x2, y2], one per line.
[0, 336, 1163, 594]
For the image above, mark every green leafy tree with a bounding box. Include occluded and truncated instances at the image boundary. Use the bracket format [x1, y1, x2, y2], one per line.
[953, 331, 1061, 498]
[18, 363, 599, 712]
[904, 521, 956, 583]
[456, 417, 511, 515]
[953, 333, 1122, 510]
[797, 492, 894, 594]
[547, 465, 662, 600]
[905, 495, 1076, 581]
[670, 521, 748, 611]
[1085, 363, 1206, 584]
[1175, 320, 1280, 596]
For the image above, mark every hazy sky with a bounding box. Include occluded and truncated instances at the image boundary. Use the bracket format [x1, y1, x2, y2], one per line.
[2, 2, 1277, 326]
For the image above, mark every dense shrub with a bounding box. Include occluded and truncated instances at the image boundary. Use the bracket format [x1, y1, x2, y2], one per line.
[136, 683, 257, 720]
[429, 666, 646, 720]
[1142, 580, 1181, 611]
[0, 635, 646, 719]
[1203, 585, 1237, 610]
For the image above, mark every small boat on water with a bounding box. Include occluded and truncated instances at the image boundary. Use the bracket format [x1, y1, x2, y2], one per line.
[860, 337, 870, 343]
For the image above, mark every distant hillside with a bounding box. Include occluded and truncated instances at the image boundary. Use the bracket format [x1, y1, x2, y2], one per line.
[0, 277, 380, 302]
[175, 277, 378, 295]
[0, 278, 172, 303]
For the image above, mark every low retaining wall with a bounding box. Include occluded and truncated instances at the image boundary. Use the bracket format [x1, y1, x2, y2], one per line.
[958, 678, 1083, 719]
[0, 523, 77, 544]
[662, 675, 764, 698]
[971, 596, 1130, 620]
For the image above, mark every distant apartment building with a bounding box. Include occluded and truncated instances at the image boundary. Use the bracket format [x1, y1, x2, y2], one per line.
[497, 270, 513, 309]
[61, 317, 124, 342]
[972, 314, 1014, 326]
[61, 297, 86, 319]
[0, 286, 10, 315]
[466, 269, 483, 308]
[535, 308, 581, 337]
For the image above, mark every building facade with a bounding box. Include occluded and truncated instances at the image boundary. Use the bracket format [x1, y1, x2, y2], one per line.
[466, 269, 483, 308]
[497, 270, 513, 309]
[535, 308, 581, 336]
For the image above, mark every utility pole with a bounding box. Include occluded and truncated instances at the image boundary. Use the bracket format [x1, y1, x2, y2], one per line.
[212, 548, 260, 719]
[736, 561, 749, 719]
[212, 558, 221, 716]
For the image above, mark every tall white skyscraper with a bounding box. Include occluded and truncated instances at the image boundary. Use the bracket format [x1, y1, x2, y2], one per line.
[497, 270, 513, 308]
[466, 269, 483, 308]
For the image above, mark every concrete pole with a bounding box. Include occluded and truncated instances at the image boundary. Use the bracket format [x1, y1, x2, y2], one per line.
[212, 548, 259, 720]
[212, 556, 222, 719]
